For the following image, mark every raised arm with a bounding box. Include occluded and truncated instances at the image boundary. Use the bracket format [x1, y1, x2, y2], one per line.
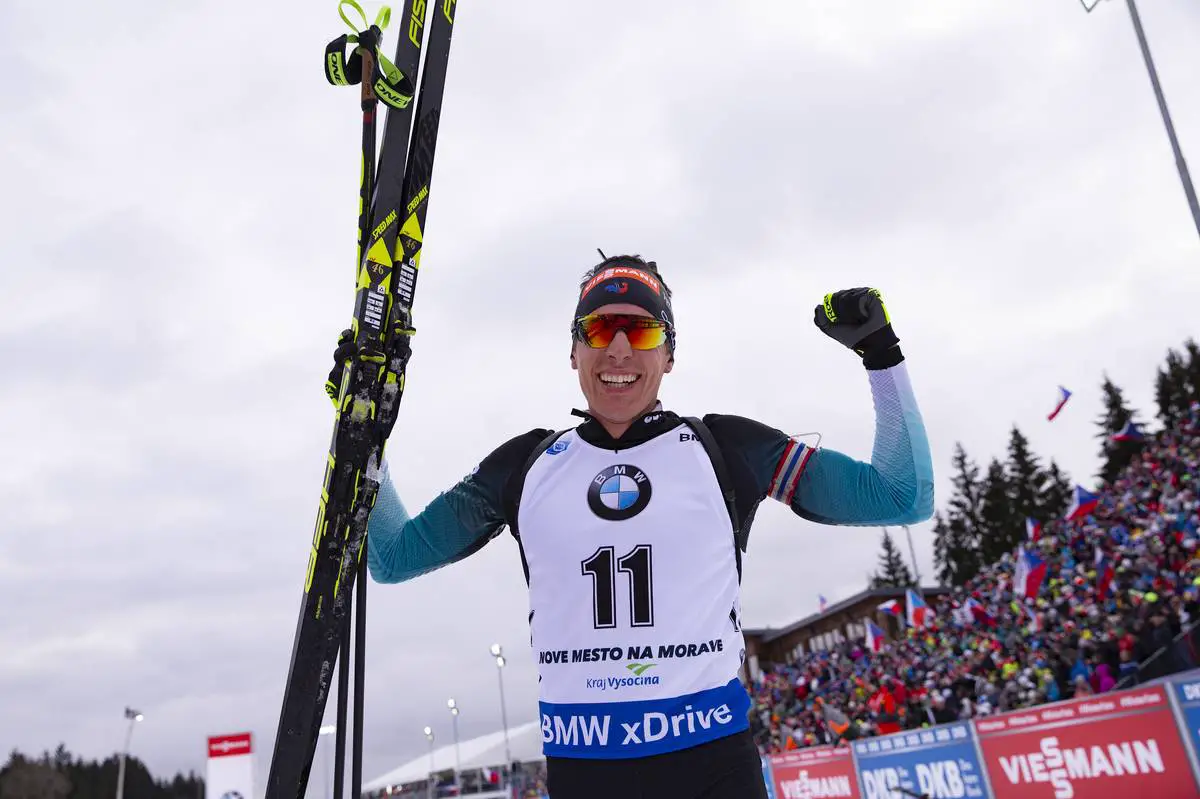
[794, 287, 933, 524]
[366, 429, 548, 583]
[704, 287, 934, 534]
[781, 360, 932, 525]
[705, 358, 932, 531]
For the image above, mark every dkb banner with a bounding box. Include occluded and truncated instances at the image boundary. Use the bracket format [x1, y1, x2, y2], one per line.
[1172, 675, 1200, 769]
[853, 721, 989, 799]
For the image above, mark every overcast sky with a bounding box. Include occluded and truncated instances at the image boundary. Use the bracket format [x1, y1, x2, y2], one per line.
[3, 0, 1200, 794]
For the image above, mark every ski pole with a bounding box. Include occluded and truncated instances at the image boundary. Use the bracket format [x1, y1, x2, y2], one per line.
[352, 560, 367, 798]
[262, 0, 447, 790]
[326, 3, 389, 795]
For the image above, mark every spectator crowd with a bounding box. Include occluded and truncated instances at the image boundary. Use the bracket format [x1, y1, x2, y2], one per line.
[749, 403, 1200, 754]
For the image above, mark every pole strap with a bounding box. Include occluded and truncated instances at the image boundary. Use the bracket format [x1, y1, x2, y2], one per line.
[323, 0, 414, 109]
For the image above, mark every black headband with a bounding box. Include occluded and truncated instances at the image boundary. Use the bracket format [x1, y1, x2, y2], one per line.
[574, 264, 674, 329]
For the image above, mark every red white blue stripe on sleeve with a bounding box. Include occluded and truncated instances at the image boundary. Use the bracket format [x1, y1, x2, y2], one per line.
[769, 438, 814, 505]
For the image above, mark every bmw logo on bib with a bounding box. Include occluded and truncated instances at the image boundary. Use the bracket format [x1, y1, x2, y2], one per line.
[587, 464, 652, 521]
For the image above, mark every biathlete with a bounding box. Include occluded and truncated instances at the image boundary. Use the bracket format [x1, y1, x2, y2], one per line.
[335, 253, 935, 798]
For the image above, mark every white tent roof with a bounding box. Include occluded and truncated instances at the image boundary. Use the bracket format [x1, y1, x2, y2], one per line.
[363, 720, 544, 792]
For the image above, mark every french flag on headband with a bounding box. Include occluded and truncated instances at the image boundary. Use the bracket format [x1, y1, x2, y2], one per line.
[1047, 385, 1072, 421]
[1025, 517, 1042, 544]
[1065, 485, 1101, 521]
[865, 619, 886, 652]
[769, 438, 813, 506]
[905, 588, 932, 628]
[1095, 546, 1116, 599]
[1013, 545, 1047, 599]
[1111, 420, 1145, 442]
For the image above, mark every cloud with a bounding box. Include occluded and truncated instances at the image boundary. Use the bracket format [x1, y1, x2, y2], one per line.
[2, 0, 1199, 791]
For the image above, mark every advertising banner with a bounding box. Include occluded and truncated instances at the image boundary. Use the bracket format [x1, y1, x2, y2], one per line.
[770, 746, 860, 799]
[1172, 675, 1200, 765]
[205, 732, 254, 799]
[975, 684, 1198, 798]
[763, 756, 777, 799]
[852, 721, 988, 799]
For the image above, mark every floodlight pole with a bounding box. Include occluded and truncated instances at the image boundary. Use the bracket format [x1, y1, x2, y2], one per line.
[1084, 0, 1200, 241]
[490, 644, 513, 769]
[424, 727, 435, 799]
[116, 707, 143, 799]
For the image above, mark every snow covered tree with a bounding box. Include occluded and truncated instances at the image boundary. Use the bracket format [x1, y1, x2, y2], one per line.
[1155, 339, 1199, 429]
[932, 443, 984, 585]
[1037, 459, 1073, 520]
[870, 528, 915, 588]
[1005, 426, 1042, 519]
[979, 458, 1017, 564]
[1095, 375, 1144, 486]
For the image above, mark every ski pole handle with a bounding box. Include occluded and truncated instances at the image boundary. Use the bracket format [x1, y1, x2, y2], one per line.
[358, 28, 379, 104]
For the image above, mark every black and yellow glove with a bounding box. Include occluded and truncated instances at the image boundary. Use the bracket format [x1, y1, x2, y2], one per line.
[325, 328, 357, 407]
[814, 287, 902, 369]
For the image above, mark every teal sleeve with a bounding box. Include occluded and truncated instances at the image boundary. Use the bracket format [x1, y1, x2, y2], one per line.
[789, 361, 935, 526]
[365, 464, 494, 583]
[365, 429, 549, 583]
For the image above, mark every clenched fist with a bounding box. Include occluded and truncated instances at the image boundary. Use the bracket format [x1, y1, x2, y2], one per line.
[814, 287, 903, 369]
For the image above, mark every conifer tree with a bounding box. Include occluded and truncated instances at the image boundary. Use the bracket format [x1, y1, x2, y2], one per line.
[870, 528, 915, 588]
[932, 443, 984, 585]
[1096, 375, 1143, 485]
[979, 458, 1017, 563]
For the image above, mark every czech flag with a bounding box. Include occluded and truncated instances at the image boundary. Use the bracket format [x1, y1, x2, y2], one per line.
[1112, 420, 1145, 442]
[873, 597, 902, 623]
[1025, 517, 1042, 544]
[1065, 485, 1101, 521]
[905, 588, 932, 628]
[1012, 599, 1041, 633]
[1095, 546, 1116, 599]
[1047, 386, 1072, 421]
[1013, 545, 1048, 599]
[966, 597, 996, 627]
[865, 619, 886, 652]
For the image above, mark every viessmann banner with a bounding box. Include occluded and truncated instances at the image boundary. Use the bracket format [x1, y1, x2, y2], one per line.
[205, 732, 254, 799]
[852, 721, 989, 799]
[770, 745, 860, 798]
[974, 684, 1199, 798]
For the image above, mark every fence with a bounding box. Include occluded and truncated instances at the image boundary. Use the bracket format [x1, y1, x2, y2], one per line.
[762, 673, 1200, 798]
[1115, 620, 1200, 690]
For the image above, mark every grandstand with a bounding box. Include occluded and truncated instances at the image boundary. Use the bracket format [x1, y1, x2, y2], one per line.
[741, 585, 950, 676]
[365, 353, 1200, 795]
[748, 396, 1200, 755]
